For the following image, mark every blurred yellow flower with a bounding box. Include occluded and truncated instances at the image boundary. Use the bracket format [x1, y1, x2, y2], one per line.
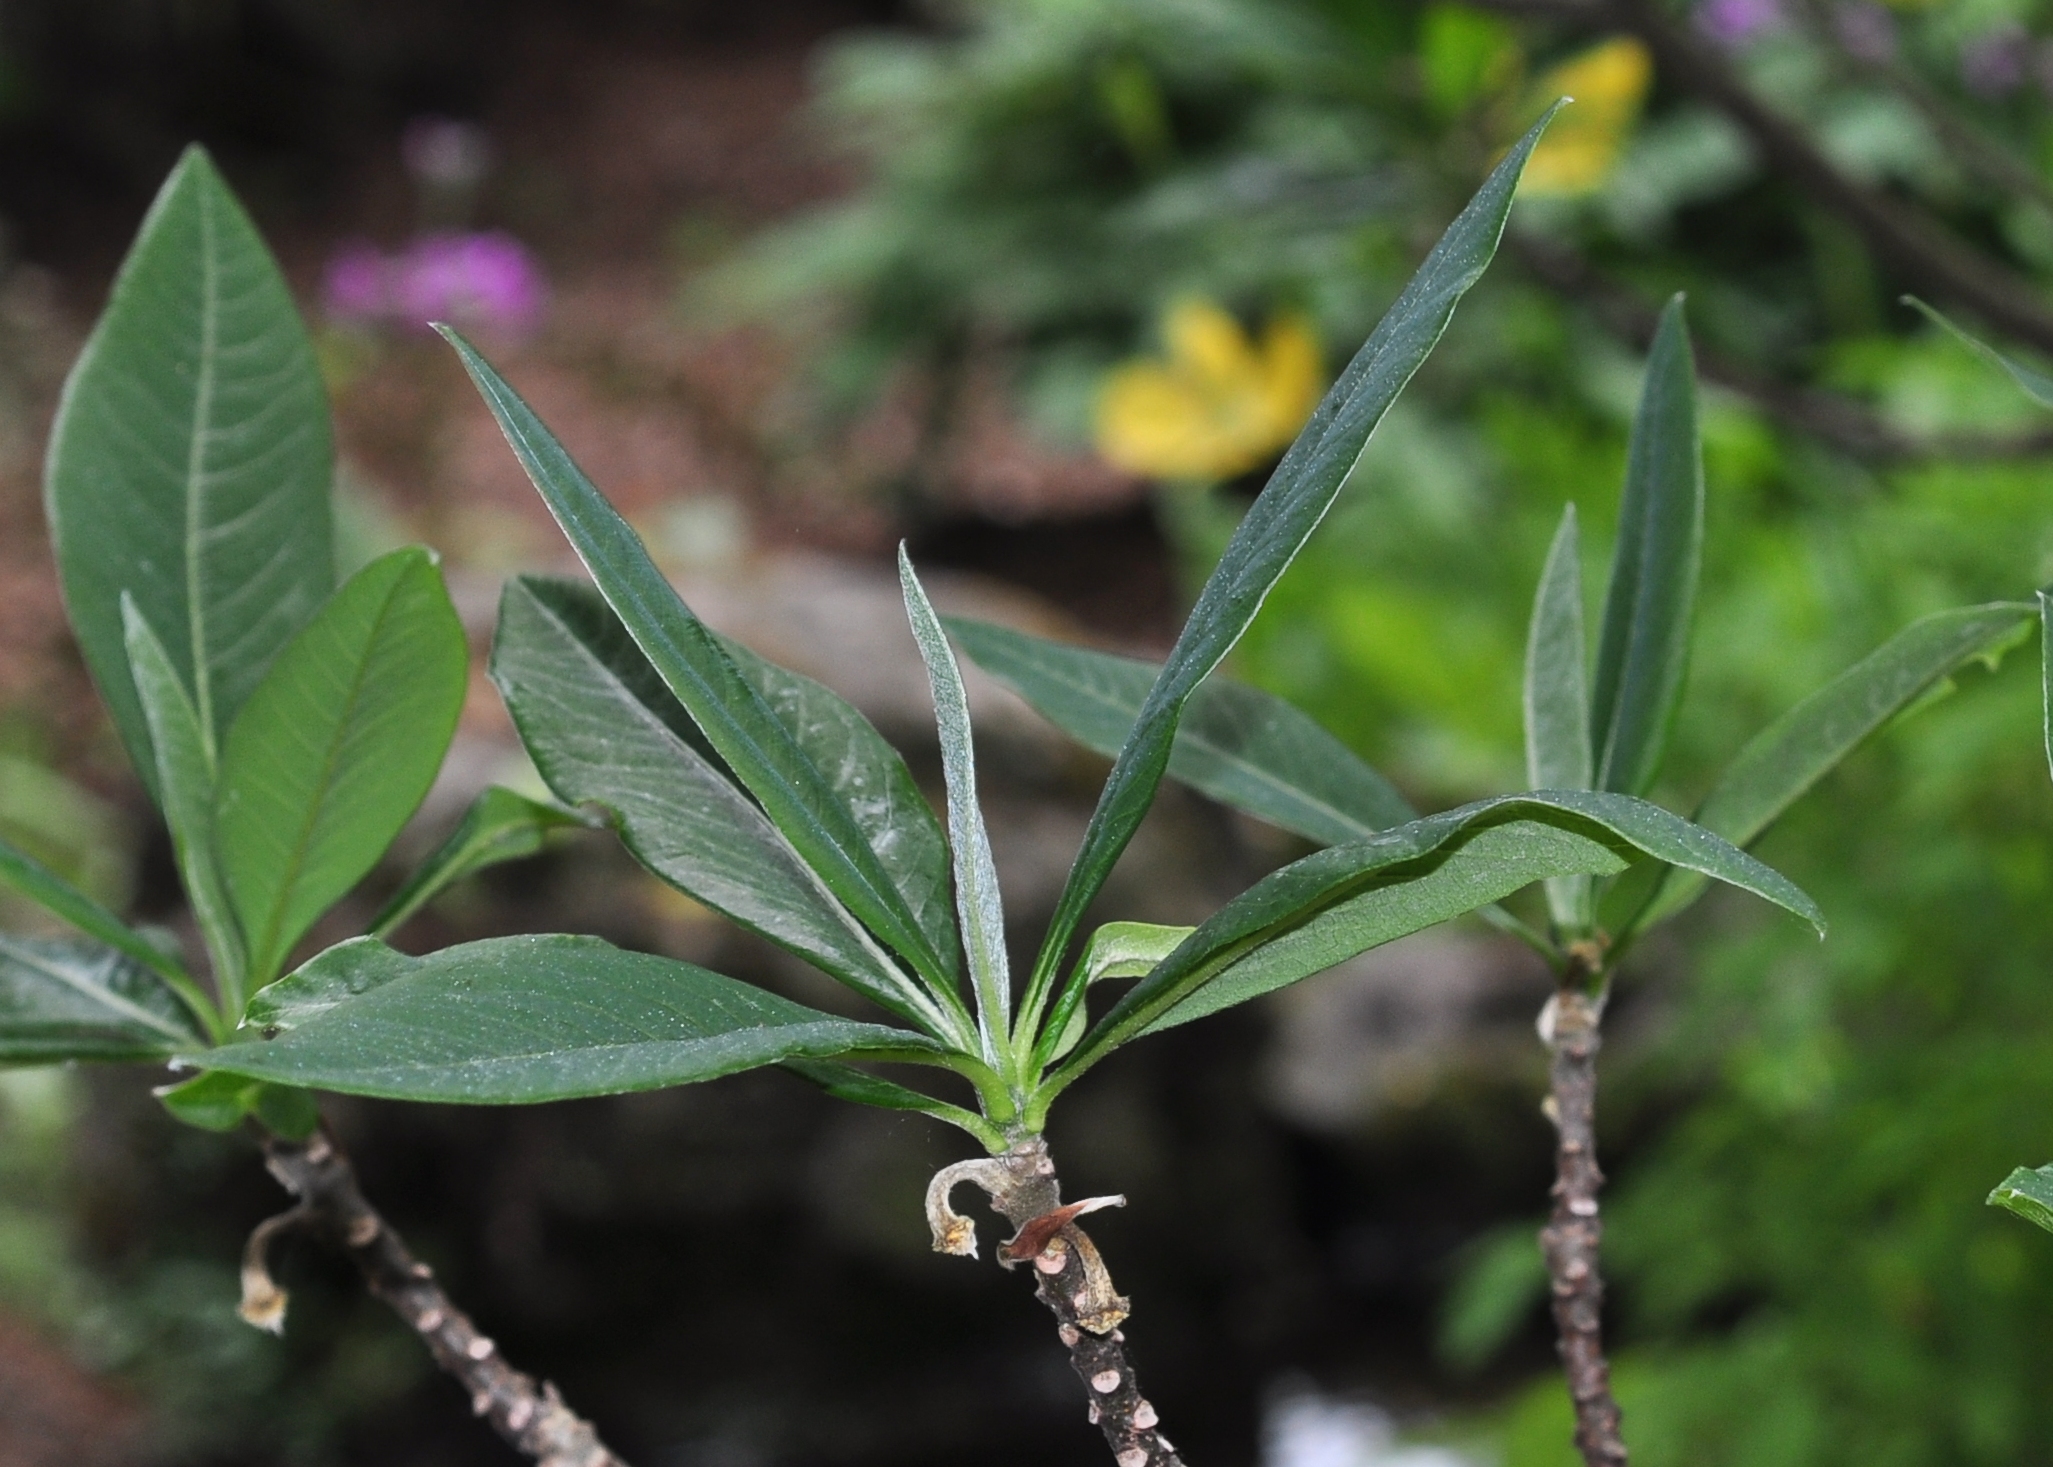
[1095, 300, 1322, 480]
[1520, 37, 1653, 197]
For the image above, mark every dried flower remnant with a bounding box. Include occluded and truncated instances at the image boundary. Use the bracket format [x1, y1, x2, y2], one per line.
[1519, 39, 1654, 197]
[1095, 300, 1321, 480]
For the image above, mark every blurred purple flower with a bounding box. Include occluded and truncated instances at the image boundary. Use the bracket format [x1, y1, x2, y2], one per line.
[1961, 24, 2029, 99]
[1697, 0, 1783, 48]
[321, 231, 548, 334]
[1832, 1, 1897, 63]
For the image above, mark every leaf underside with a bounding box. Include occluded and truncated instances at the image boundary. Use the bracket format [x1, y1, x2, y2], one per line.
[0, 932, 206, 1063]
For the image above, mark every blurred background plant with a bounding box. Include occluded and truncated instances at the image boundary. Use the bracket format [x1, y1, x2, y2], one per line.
[2, 0, 2053, 1464]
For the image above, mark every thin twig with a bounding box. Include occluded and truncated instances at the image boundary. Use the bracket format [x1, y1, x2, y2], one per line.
[257, 1129, 628, 1467]
[1538, 982, 1626, 1467]
[928, 1139, 1184, 1467]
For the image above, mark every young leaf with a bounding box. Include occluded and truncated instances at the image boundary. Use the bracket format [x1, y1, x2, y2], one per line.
[1904, 296, 2053, 407]
[1631, 600, 2035, 932]
[156, 1070, 319, 1138]
[45, 146, 333, 795]
[440, 327, 954, 1001]
[1022, 107, 1564, 1028]
[900, 549, 1011, 1066]
[216, 548, 468, 986]
[1045, 920, 1195, 1062]
[0, 831, 211, 1013]
[124, 598, 247, 1012]
[1590, 296, 1703, 798]
[1524, 504, 1594, 933]
[783, 1059, 1006, 1151]
[491, 577, 963, 1039]
[717, 633, 958, 977]
[949, 616, 1415, 845]
[0, 932, 208, 1062]
[1051, 789, 1822, 1083]
[371, 787, 594, 938]
[1989, 1164, 2053, 1234]
[203, 934, 953, 1104]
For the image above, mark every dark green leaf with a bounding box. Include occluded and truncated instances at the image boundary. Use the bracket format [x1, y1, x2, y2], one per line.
[0, 932, 207, 1063]
[947, 617, 1415, 845]
[783, 1059, 1004, 1150]
[1054, 790, 1821, 1079]
[123, 598, 247, 1011]
[1590, 296, 1703, 798]
[371, 787, 594, 938]
[1989, 1164, 2053, 1234]
[440, 327, 953, 1000]
[1905, 296, 2053, 407]
[216, 548, 469, 986]
[205, 934, 950, 1104]
[0, 831, 210, 1014]
[490, 577, 962, 1038]
[1023, 108, 1562, 1024]
[1634, 600, 2034, 932]
[155, 1070, 318, 1138]
[45, 146, 332, 796]
[900, 550, 1009, 1062]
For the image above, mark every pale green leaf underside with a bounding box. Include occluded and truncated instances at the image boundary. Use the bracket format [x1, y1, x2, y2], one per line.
[0, 932, 206, 1063]
[372, 786, 594, 938]
[1025, 107, 1563, 1016]
[217, 547, 469, 985]
[45, 145, 332, 794]
[490, 577, 950, 1034]
[1989, 1164, 2053, 1234]
[1524, 503, 1594, 932]
[205, 934, 946, 1103]
[1048, 920, 1195, 1061]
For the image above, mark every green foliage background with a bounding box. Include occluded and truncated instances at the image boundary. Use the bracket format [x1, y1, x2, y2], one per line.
[738, 0, 2053, 1460]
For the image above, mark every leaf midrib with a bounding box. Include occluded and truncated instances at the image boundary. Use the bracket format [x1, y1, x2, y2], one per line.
[185, 180, 222, 758]
[2, 940, 194, 1044]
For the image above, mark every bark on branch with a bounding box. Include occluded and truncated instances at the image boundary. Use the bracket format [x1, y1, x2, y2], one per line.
[928, 1139, 1184, 1467]
[1538, 986, 1627, 1467]
[254, 1129, 627, 1467]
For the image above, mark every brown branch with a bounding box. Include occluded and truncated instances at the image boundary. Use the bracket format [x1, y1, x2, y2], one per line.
[1538, 984, 1626, 1467]
[1470, 0, 2053, 359]
[928, 1140, 1184, 1467]
[255, 1129, 627, 1467]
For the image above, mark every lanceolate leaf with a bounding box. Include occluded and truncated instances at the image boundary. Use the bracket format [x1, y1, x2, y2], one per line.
[491, 577, 961, 1038]
[46, 147, 332, 794]
[371, 787, 595, 938]
[1632, 600, 2035, 933]
[0, 932, 207, 1063]
[784, 1059, 1005, 1151]
[717, 633, 958, 978]
[949, 616, 1415, 845]
[1023, 108, 1563, 1026]
[216, 548, 469, 986]
[124, 599, 247, 1012]
[1045, 920, 1195, 1063]
[440, 327, 952, 1000]
[0, 832, 208, 1006]
[2041, 591, 2052, 786]
[900, 551, 1010, 1064]
[1905, 296, 2053, 407]
[1524, 504, 1594, 933]
[1591, 296, 1703, 798]
[1989, 1164, 2053, 1235]
[203, 934, 951, 1104]
[1051, 790, 1821, 1084]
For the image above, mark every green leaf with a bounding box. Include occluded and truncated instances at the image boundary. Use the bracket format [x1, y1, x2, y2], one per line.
[155, 1070, 318, 1138]
[948, 616, 1415, 846]
[204, 934, 952, 1104]
[440, 327, 954, 1004]
[1045, 920, 1195, 1062]
[0, 831, 213, 1022]
[0, 932, 207, 1063]
[371, 787, 594, 938]
[216, 548, 468, 987]
[1590, 296, 1703, 798]
[45, 146, 332, 796]
[2041, 591, 2052, 787]
[1051, 790, 1822, 1084]
[783, 1059, 1006, 1150]
[1904, 296, 2053, 407]
[1523, 503, 1594, 933]
[123, 598, 247, 1012]
[716, 632, 958, 980]
[490, 577, 960, 1038]
[1633, 600, 2035, 932]
[1989, 1164, 2053, 1234]
[1022, 107, 1562, 1029]
[900, 550, 1010, 1066]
